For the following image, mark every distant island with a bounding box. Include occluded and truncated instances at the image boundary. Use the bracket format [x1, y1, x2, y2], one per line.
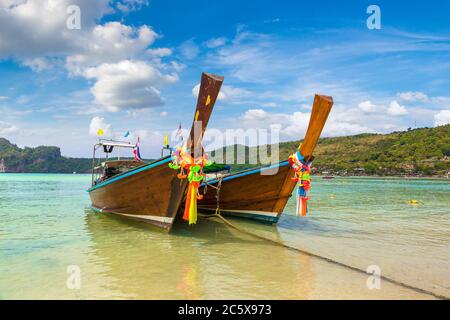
[1, 125, 449, 177]
[286, 124, 449, 177]
[0, 138, 91, 174]
[210, 125, 450, 177]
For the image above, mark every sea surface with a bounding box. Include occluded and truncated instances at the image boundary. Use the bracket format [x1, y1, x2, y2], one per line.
[0, 173, 448, 299]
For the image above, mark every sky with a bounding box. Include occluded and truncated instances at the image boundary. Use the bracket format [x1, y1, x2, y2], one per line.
[0, 0, 449, 158]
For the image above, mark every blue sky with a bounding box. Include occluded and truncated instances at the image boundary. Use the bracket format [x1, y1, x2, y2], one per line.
[0, 0, 449, 157]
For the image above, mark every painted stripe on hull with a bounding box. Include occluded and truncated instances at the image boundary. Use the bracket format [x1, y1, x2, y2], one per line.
[203, 160, 290, 186]
[91, 206, 174, 226]
[199, 208, 279, 224]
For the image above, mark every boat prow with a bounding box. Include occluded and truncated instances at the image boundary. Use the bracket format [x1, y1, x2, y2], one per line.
[88, 72, 224, 231]
[197, 94, 334, 223]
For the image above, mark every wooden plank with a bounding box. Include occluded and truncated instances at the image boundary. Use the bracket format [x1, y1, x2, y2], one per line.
[300, 94, 333, 161]
[167, 72, 224, 225]
[197, 94, 333, 222]
[199, 164, 292, 212]
[188, 72, 224, 156]
[89, 72, 224, 231]
[271, 94, 333, 214]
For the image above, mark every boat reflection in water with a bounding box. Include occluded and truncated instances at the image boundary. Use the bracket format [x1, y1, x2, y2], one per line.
[83, 209, 316, 299]
[84, 205, 435, 299]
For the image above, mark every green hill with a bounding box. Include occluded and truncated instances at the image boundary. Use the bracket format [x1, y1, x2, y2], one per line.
[210, 125, 450, 177]
[0, 138, 91, 173]
[1, 125, 449, 176]
[305, 125, 449, 176]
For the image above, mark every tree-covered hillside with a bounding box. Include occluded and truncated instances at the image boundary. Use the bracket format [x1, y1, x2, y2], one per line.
[0, 138, 91, 173]
[306, 125, 449, 176]
[210, 125, 450, 177]
[1, 125, 449, 176]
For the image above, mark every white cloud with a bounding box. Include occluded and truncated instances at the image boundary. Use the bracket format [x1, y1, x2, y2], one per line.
[284, 109, 372, 137]
[160, 111, 168, 117]
[398, 91, 428, 102]
[204, 37, 227, 48]
[147, 48, 172, 58]
[132, 129, 170, 157]
[89, 116, 113, 137]
[22, 57, 54, 72]
[192, 84, 251, 102]
[434, 110, 450, 127]
[179, 39, 199, 59]
[432, 96, 450, 106]
[66, 22, 159, 74]
[387, 100, 408, 116]
[358, 100, 377, 113]
[240, 105, 375, 139]
[221, 85, 252, 101]
[0, 1, 179, 113]
[243, 109, 269, 121]
[319, 116, 372, 136]
[0, 0, 111, 59]
[0, 121, 18, 135]
[84, 60, 178, 112]
[170, 61, 185, 72]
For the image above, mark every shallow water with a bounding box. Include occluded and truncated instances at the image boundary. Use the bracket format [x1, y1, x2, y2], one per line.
[0, 174, 448, 299]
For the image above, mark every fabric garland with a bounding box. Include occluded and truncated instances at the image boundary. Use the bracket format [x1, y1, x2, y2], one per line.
[288, 149, 312, 217]
[169, 146, 211, 225]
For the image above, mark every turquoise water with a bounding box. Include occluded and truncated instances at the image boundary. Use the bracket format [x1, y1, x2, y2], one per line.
[0, 173, 449, 299]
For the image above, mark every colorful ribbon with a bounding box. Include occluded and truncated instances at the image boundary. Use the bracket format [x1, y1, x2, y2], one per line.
[288, 149, 312, 217]
[169, 146, 210, 225]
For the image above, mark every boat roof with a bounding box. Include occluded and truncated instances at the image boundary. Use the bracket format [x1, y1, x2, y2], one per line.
[97, 139, 136, 148]
[104, 159, 144, 166]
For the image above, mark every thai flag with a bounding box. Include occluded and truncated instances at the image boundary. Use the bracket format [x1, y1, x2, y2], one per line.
[133, 137, 143, 161]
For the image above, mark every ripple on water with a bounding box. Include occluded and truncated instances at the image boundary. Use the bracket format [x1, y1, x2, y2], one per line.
[0, 174, 448, 299]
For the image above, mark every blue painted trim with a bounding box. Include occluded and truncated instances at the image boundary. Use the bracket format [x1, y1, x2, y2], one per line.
[87, 156, 172, 192]
[90, 206, 101, 213]
[222, 211, 279, 224]
[203, 160, 290, 186]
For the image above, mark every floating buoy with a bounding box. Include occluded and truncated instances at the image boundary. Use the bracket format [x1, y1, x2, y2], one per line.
[407, 200, 420, 205]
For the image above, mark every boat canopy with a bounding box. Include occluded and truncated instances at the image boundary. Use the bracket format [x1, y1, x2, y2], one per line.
[97, 139, 136, 148]
[91, 139, 144, 186]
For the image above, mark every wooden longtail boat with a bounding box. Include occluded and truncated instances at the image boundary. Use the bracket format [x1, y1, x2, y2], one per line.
[88, 72, 224, 231]
[196, 94, 333, 224]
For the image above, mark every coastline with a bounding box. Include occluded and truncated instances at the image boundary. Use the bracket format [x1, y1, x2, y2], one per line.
[315, 174, 450, 180]
[2, 171, 448, 180]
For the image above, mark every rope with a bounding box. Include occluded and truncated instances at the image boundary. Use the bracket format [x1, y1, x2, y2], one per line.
[200, 197, 448, 299]
[201, 173, 448, 299]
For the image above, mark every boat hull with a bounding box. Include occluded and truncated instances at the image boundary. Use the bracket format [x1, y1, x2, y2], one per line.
[87, 72, 224, 231]
[196, 94, 334, 224]
[197, 161, 293, 224]
[88, 157, 185, 230]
